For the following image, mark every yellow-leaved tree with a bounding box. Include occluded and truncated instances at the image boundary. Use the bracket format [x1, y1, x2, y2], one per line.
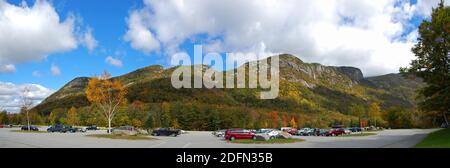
[367, 102, 382, 127]
[289, 117, 297, 128]
[66, 107, 79, 126]
[86, 71, 127, 133]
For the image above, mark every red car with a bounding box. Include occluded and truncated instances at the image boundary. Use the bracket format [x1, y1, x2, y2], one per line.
[225, 129, 256, 141]
[287, 128, 298, 135]
[326, 128, 346, 136]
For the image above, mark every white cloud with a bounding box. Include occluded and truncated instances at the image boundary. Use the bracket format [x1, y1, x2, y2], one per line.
[0, 0, 98, 72]
[414, 0, 450, 17]
[80, 27, 98, 53]
[0, 82, 54, 112]
[51, 64, 61, 76]
[124, 11, 160, 54]
[32, 71, 42, 77]
[125, 0, 448, 76]
[105, 56, 123, 67]
[0, 64, 16, 73]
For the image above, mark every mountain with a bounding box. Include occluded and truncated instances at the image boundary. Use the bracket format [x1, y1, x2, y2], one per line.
[32, 54, 425, 128]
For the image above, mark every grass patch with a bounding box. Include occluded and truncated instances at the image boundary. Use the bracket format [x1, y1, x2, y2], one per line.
[86, 134, 156, 140]
[231, 138, 304, 144]
[415, 129, 450, 148]
[10, 130, 48, 133]
[341, 133, 377, 137]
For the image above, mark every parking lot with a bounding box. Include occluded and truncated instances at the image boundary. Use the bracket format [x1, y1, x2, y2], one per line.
[0, 127, 438, 148]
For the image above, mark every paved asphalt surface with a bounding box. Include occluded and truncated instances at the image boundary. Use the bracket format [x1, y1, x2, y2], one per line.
[0, 127, 438, 148]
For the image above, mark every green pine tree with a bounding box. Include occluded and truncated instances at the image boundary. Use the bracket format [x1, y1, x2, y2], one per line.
[401, 0, 450, 127]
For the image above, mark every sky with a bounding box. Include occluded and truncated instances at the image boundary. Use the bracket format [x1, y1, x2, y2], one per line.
[0, 0, 448, 112]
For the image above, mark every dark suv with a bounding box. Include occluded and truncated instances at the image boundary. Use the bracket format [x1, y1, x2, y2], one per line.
[86, 125, 98, 131]
[151, 128, 181, 136]
[349, 127, 362, 132]
[47, 124, 71, 133]
[21, 125, 39, 131]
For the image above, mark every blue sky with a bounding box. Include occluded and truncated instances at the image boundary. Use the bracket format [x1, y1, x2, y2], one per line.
[0, 0, 227, 90]
[1, 0, 155, 89]
[0, 0, 447, 112]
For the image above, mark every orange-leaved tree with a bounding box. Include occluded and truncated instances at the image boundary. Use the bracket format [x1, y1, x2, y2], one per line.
[266, 111, 279, 128]
[86, 71, 127, 133]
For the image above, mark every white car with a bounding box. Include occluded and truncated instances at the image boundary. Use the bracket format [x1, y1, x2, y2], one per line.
[256, 129, 281, 139]
[344, 129, 352, 134]
[212, 129, 225, 137]
[267, 130, 282, 139]
[298, 128, 311, 135]
[280, 127, 292, 132]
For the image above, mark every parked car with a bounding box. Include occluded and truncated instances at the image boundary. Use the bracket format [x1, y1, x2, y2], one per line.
[212, 129, 227, 137]
[255, 129, 274, 133]
[21, 125, 39, 131]
[280, 127, 292, 132]
[308, 128, 323, 136]
[255, 129, 282, 139]
[86, 125, 98, 131]
[314, 128, 326, 136]
[318, 129, 329, 136]
[367, 126, 377, 131]
[47, 124, 71, 133]
[287, 128, 298, 135]
[297, 128, 309, 135]
[302, 128, 317, 136]
[69, 127, 86, 133]
[326, 128, 346, 136]
[225, 129, 256, 141]
[0, 124, 3, 128]
[151, 128, 181, 136]
[343, 128, 352, 134]
[349, 127, 362, 132]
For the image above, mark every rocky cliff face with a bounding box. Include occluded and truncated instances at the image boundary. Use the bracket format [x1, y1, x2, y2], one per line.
[337, 67, 364, 82]
[277, 54, 363, 88]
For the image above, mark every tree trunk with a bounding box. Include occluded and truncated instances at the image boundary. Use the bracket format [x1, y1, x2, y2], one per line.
[108, 117, 112, 134]
[443, 111, 449, 128]
[26, 110, 30, 131]
[359, 117, 362, 133]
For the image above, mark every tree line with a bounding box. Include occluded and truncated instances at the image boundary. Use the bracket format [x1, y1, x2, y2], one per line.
[0, 101, 432, 130]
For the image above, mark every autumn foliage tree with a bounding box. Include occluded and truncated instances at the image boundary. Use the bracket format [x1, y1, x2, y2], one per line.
[349, 104, 366, 127]
[66, 107, 79, 126]
[266, 111, 279, 128]
[281, 113, 289, 127]
[401, 1, 450, 127]
[289, 117, 297, 128]
[86, 71, 127, 133]
[367, 102, 382, 127]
